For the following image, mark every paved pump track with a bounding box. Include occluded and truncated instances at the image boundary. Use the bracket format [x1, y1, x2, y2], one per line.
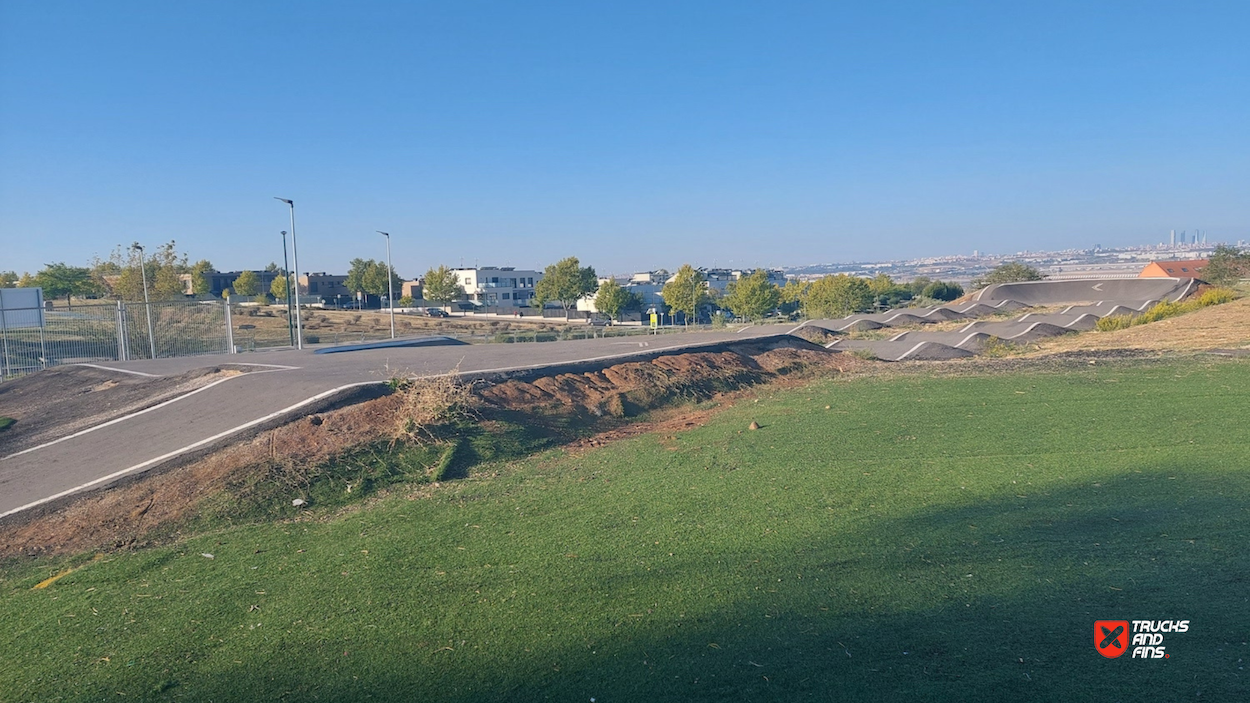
[0, 278, 1199, 520]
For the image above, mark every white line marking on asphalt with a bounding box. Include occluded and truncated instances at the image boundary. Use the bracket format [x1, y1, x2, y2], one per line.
[226, 363, 301, 370]
[784, 320, 809, 335]
[896, 341, 930, 360]
[2, 333, 793, 519]
[1, 368, 293, 461]
[73, 363, 160, 377]
[0, 381, 377, 521]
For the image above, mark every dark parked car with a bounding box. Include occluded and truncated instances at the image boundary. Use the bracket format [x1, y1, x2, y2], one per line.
[425, 308, 449, 318]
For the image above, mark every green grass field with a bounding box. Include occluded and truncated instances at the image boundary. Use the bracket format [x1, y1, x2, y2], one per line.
[2, 357, 1248, 701]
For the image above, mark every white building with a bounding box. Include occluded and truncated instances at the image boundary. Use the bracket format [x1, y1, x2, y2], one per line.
[451, 266, 542, 307]
[578, 268, 789, 313]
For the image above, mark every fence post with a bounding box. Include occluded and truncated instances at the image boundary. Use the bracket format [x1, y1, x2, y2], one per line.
[0, 302, 9, 379]
[116, 301, 128, 362]
[224, 299, 235, 354]
[38, 310, 47, 370]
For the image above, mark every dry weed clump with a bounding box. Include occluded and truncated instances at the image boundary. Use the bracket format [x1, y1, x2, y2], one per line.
[389, 371, 476, 445]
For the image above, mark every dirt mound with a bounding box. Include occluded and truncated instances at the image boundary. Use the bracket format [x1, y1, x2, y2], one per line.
[480, 339, 843, 416]
[0, 338, 849, 558]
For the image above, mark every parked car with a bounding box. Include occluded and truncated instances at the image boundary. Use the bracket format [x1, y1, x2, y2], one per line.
[425, 308, 449, 318]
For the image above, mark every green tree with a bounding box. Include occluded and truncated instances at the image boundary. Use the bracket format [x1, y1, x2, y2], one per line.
[33, 263, 99, 306]
[422, 265, 465, 308]
[971, 262, 1044, 289]
[779, 279, 810, 315]
[265, 262, 280, 273]
[721, 269, 780, 321]
[921, 280, 964, 301]
[594, 279, 630, 321]
[271, 274, 290, 300]
[803, 274, 873, 318]
[661, 264, 709, 325]
[397, 295, 416, 308]
[104, 241, 188, 300]
[16, 272, 35, 287]
[907, 276, 934, 296]
[535, 256, 597, 320]
[868, 273, 895, 296]
[346, 259, 402, 298]
[1202, 244, 1250, 286]
[345, 258, 377, 296]
[0, 271, 20, 288]
[189, 260, 214, 296]
[232, 270, 261, 297]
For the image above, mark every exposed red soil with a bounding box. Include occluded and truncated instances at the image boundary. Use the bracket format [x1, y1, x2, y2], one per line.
[1, 339, 850, 559]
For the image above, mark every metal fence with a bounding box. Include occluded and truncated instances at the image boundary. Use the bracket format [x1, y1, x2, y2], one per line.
[1, 299, 232, 381]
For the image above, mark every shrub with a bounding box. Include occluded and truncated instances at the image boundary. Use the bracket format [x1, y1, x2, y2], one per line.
[1095, 288, 1237, 331]
[711, 311, 727, 328]
[1195, 287, 1237, 306]
[979, 336, 1021, 358]
[390, 369, 475, 446]
[1095, 315, 1133, 332]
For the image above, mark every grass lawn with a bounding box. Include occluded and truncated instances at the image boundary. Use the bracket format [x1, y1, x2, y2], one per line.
[1, 357, 1248, 701]
[0, 417, 13, 432]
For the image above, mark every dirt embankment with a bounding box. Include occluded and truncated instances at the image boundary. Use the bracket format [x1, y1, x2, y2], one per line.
[1029, 295, 1250, 355]
[0, 338, 852, 559]
[479, 339, 843, 417]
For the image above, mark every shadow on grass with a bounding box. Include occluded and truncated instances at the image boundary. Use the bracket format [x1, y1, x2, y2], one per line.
[177, 468, 1249, 703]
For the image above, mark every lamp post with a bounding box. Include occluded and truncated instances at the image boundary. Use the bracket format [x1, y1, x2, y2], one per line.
[377, 231, 395, 339]
[280, 230, 294, 347]
[130, 243, 157, 359]
[274, 198, 304, 349]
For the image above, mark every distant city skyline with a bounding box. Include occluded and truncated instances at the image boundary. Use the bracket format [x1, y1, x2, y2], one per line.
[3, 2, 1248, 277]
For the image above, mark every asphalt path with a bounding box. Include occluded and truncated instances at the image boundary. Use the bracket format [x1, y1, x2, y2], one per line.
[0, 326, 789, 518]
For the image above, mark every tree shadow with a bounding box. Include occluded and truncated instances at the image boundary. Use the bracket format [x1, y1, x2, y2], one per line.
[177, 467, 1249, 702]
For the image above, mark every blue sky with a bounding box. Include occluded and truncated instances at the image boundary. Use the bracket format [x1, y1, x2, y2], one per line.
[2, 1, 1247, 278]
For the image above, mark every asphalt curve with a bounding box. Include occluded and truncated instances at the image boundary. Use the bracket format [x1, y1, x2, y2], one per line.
[0, 326, 787, 519]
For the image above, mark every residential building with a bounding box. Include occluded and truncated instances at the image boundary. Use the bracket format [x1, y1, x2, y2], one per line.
[400, 280, 423, 300]
[298, 273, 350, 299]
[451, 267, 542, 307]
[1139, 260, 1209, 279]
[179, 270, 282, 298]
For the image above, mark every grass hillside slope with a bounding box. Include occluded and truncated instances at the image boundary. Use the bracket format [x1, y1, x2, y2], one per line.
[1, 357, 1247, 701]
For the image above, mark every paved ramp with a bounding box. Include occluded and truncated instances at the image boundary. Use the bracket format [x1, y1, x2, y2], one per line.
[812, 276, 1194, 361]
[973, 278, 1193, 305]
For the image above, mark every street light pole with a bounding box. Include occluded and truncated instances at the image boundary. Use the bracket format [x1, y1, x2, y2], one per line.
[281, 230, 294, 347]
[131, 243, 157, 359]
[378, 231, 395, 339]
[274, 198, 303, 349]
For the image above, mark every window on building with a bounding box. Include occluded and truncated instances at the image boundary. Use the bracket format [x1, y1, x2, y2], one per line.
[502, 293, 510, 299]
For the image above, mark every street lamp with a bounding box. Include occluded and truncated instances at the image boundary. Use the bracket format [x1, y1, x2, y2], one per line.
[130, 243, 157, 359]
[274, 198, 304, 349]
[377, 231, 395, 339]
[280, 231, 294, 347]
